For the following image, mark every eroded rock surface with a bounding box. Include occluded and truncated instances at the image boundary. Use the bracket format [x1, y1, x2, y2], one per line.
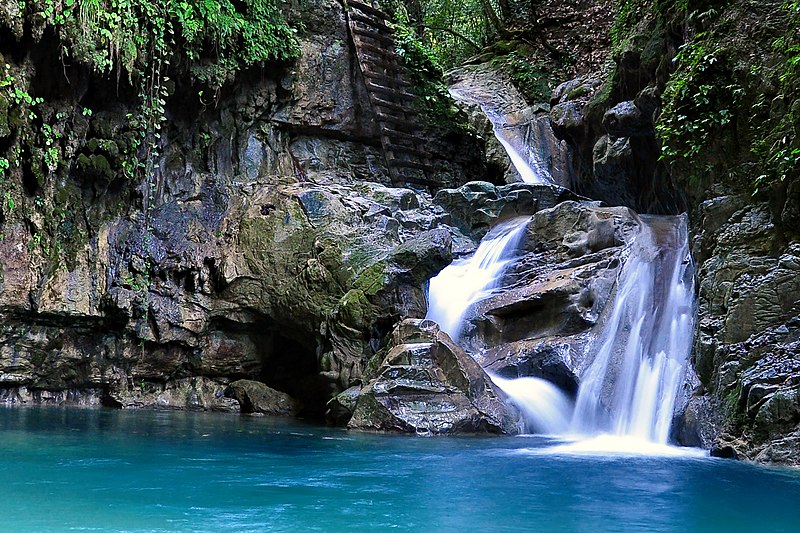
[0, 0, 483, 417]
[347, 319, 520, 434]
[689, 197, 800, 464]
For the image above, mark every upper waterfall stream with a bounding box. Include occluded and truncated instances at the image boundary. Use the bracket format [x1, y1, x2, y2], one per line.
[446, 70, 573, 187]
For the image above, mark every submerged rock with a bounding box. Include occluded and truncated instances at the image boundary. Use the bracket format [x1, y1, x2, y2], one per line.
[347, 319, 520, 434]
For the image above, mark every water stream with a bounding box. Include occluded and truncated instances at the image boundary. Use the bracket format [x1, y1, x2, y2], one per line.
[425, 217, 530, 341]
[569, 215, 694, 444]
[447, 81, 567, 186]
[429, 76, 697, 449]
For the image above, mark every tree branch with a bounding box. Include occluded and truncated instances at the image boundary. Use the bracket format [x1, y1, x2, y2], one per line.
[421, 25, 482, 51]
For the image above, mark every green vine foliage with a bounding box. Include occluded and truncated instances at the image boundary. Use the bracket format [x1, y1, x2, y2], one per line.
[387, 0, 498, 69]
[0, 0, 300, 270]
[656, 37, 744, 184]
[9, 0, 299, 188]
[751, 2, 800, 193]
[390, 7, 468, 130]
[28, 0, 300, 88]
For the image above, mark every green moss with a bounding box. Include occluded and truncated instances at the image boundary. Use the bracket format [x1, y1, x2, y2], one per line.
[23, 0, 300, 89]
[0, 92, 9, 138]
[336, 289, 373, 330]
[353, 262, 389, 297]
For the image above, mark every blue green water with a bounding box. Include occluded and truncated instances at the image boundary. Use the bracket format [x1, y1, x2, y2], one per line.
[1, 408, 798, 532]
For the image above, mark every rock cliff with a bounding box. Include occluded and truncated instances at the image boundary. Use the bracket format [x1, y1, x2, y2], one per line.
[1, 0, 798, 465]
[0, 0, 485, 417]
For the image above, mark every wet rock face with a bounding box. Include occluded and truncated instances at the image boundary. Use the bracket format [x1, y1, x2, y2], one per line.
[433, 181, 583, 239]
[550, 68, 681, 215]
[462, 201, 641, 392]
[229, 379, 302, 416]
[691, 196, 800, 464]
[0, 176, 471, 415]
[346, 319, 520, 434]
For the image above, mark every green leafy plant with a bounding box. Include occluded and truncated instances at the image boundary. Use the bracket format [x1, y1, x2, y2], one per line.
[390, 7, 467, 130]
[656, 39, 744, 184]
[750, 4, 800, 193]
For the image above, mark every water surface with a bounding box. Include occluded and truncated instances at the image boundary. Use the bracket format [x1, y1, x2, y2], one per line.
[1, 408, 797, 532]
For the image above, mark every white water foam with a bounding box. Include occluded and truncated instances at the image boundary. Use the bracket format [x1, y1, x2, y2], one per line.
[515, 434, 708, 458]
[568, 216, 695, 444]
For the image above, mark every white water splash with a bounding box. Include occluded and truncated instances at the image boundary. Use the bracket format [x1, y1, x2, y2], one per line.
[491, 122, 553, 185]
[569, 216, 694, 444]
[437, 214, 696, 452]
[490, 375, 573, 435]
[426, 217, 530, 341]
[519, 435, 708, 458]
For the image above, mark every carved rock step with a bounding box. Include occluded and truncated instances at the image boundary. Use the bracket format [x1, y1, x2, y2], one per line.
[352, 27, 395, 45]
[355, 41, 402, 62]
[364, 81, 417, 102]
[372, 98, 415, 117]
[388, 158, 433, 171]
[362, 70, 412, 88]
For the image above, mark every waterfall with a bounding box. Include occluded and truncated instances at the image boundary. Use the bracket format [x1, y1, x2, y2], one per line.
[490, 375, 573, 435]
[447, 85, 565, 186]
[425, 212, 695, 447]
[426, 217, 530, 341]
[569, 215, 694, 444]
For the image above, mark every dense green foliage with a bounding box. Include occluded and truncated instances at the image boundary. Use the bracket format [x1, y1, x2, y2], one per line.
[751, 1, 800, 192]
[656, 37, 744, 184]
[648, 0, 800, 194]
[0, 0, 299, 264]
[10, 0, 299, 86]
[389, 0, 499, 69]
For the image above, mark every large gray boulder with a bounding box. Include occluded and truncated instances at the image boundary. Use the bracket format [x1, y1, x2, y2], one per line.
[229, 379, 302, 416]
[347, 319, 520, 434]
[433, 181, 582, 239]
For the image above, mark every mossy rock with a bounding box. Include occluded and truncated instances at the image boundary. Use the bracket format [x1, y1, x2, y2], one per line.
[0, 92, 9, 138]
[336, 289, 372, 330]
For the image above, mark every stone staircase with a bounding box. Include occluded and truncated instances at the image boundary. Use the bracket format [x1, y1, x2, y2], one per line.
[344, 0, 435, 189]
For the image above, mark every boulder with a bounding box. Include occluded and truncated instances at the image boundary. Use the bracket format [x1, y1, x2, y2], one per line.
[602, 100, 651, 138]
[459, 202, 639, 363]
[325, 385, 362, 426]
[434, 181, 583, 239]
[229, 379, 302, 416]
[347, 319, 520, 434]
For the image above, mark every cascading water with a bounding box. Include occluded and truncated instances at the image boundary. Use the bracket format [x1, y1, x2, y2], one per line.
[426, 217, 530, 341]
[447, 83, 569, 186]
[428, 73, 697, 450]
[425, 211, 696, 448]
[568, 215, 695, 444]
